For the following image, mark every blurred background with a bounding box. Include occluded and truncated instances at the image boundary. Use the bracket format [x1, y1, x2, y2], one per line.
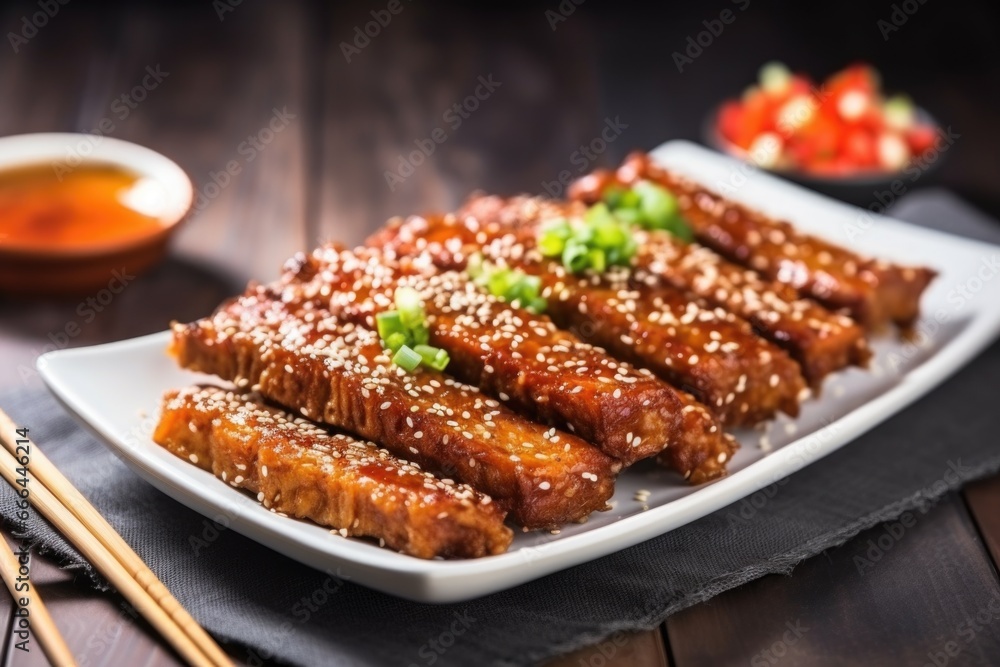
[1, 0, 998, 384]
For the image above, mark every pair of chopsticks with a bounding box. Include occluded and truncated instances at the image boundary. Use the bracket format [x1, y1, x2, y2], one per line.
[0, 409, 232, 667]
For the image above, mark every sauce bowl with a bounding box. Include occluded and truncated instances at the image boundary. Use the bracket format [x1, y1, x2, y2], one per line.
[0, 133, 193, 297]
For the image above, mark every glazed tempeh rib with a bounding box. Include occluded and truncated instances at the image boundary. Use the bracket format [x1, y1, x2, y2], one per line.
[369, 208, 808, 424]
[154, 386, 513, 558]
[170, 291, 618, 528]
[276, 246, 735, 475]
[580, 152, 937, 331]
[450, 193, 870, 387]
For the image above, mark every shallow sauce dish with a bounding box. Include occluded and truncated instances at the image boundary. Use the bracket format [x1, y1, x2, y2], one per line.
[0, 133, 192, 297]
[39, 141, 1000, 603]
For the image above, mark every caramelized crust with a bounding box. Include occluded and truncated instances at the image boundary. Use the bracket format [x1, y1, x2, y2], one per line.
[447, 193, 871, 387]
[154, 386, 513, 558]
[580, 152, 937, 332]
[370, 205, 807, 423]
[170, 292, 617, 528]
[275, 246, 734, 473]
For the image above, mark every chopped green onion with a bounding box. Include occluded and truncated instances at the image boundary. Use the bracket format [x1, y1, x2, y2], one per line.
[487, 267, 518, 300]
[378, 288, 448, 372]
[562, 241, 590, 273]
[465, 256, 548, 314]
[392, 345, 422, 372]
[592, 220, 627, 250]
[516, 274, 542, 299]
[526, 296, 547, 314]
[619, 189, 641, 210]
[414, 344, 450, 371]
[583, 202, 615, 228]
[634, 181, 679, 228]
[394, 286, 424, 329]
[602, 184, 626, 209]
[602, 184, 640, 210]
[662, 217, 694, 243]
[411, 323, 430, 346]
[538, 220, 572, 257]
[587, 248, 607, 273]
[384, 331, 408, 353]
[375, 311, 404, 341]
[537, 199, 640, 275]
[601, 180, 693, 240]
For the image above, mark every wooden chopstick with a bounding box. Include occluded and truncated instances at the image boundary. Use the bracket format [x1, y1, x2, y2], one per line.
[0, 536, 76, 667]
[0, 409, 231, 667]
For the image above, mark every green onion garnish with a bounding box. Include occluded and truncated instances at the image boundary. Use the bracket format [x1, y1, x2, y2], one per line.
[537, 203, 638, 275]
[384, 331, 408, 353]
[394, 286, 424, 330]
[392, 344, 422, 372]
[466, 253, 547, 314]
[375, 311, 403, 341]
[538, 219, 573, 258]
[601, 180, 693, 240]
[378, 287, 449, 372]
[633, 181, 678, 227]
[414, 344, 450, 371]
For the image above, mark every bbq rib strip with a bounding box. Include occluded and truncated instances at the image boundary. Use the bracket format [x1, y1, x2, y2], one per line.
[452, 194, 871, 387]
[575, 152, 937, 332]
[170, 291, 618, 528]
[368, 208, 810, 424]
[276, 246, 736, 478]
[154, 386, 513, 558]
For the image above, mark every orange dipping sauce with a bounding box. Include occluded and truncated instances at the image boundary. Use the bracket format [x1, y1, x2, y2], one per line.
[0, 163, 169, 254]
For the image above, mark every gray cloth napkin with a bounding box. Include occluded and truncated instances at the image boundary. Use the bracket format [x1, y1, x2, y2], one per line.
[2, 190, 1000, 667]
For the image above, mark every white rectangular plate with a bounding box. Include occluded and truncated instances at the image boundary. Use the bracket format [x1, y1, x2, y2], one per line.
[39, 141, 1000, 603]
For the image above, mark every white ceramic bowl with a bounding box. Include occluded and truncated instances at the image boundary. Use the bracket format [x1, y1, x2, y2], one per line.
[0, 133, 193, 297]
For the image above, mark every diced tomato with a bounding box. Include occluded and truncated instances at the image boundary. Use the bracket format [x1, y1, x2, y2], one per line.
[794, 114, 840, 161]
[714, 61, 938, 176]
[717, 101, 746, 147]
[906, 125, 938, 156]
[842, 129, 878, 168]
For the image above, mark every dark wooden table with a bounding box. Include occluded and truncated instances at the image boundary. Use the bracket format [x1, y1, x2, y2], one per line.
[1, 1, 999, 665]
